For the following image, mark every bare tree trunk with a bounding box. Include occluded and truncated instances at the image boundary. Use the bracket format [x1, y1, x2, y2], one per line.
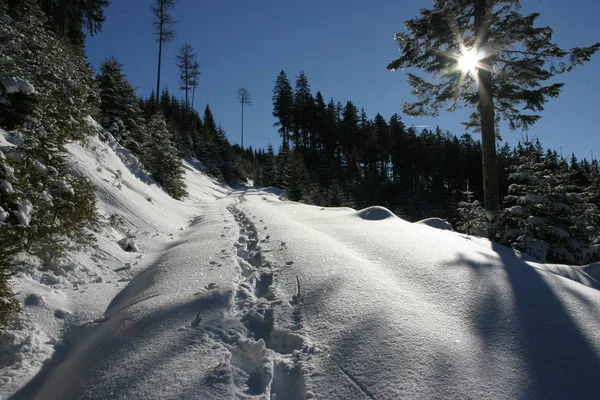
[185, 64, 188, 109]
[156, 34, 162, 100]
[156, 3, 163, 101]
[241, 102, 244, 149]
[475, 0, 499, 211]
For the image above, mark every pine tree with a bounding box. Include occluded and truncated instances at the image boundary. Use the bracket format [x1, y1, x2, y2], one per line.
[387, 0, 600, 211]
[456, 179, 487, 236]
[261, 144, 278, 187]
[272, 71, 294, 147]
[292, 72, 313, 150]
[145, 113, 186, 199]
[287, 153, 309, 202]
[237, 87, 252, 149]
[96, 56, 147, 154]
[277, 140, 292, 189]
[190, 61, 200, 110]
[496, 140, 590, 263]
[174, 43, 197, 109]
[152, 0, 176, 99]
[38, 0, 110, 46]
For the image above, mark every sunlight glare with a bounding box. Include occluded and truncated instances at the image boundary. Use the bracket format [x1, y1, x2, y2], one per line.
[457, 49, 480, 73]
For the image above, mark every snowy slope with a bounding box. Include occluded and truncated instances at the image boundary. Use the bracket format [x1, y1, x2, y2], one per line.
[2, 133, 600, 399]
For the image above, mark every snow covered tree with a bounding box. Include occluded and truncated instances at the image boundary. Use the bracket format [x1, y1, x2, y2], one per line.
[152, 0, 176, 99]
[387, 0, 600, 211]
[1, 0, 99, 249]
[456, 179, 488, 236]
[497, 141, 588, 263]
[0, 0, 100, 327]
[144, 113, 186, 199]
[96, 56, 147, 154]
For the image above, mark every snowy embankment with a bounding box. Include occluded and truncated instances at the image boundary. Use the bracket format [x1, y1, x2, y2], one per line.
[2, 133, 600, 399]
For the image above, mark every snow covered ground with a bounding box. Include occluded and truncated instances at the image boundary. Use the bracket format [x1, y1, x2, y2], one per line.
[1, 133, 600, 399]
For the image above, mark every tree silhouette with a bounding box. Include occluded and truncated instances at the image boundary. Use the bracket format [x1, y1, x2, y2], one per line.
[152, 0, 176, 100]
[237, 87, 252, 149]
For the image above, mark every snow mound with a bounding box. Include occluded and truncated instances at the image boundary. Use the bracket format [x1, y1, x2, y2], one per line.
[356, 206, 397, 220]
[416, 217, 453, 231]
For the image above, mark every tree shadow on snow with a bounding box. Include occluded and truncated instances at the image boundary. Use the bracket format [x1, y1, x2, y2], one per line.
[447, 242, 600, 399]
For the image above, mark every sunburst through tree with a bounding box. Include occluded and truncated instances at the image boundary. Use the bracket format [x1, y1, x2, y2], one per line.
[388, 0, 599, 211]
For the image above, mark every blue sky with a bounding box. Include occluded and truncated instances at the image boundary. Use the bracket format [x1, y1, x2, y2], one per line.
[86, 0, 600, 160]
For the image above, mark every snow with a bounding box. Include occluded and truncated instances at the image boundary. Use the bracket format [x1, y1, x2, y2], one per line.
[1, 130, 600, 399]
[0, 128, 17, 148]
[0, 77, 35, 95]
[416, 217, 453, 231]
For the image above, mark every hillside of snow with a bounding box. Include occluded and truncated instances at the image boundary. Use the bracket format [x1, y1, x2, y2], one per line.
[2, 133, 600, 399]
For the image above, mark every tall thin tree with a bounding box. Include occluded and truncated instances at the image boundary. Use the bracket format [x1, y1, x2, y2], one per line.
[175, 43, 197, 109]
[387, 0, 599, 210]
[152, 0, 176, 101]
[190, 60, 200, 109]
[238, 87, 252, 149]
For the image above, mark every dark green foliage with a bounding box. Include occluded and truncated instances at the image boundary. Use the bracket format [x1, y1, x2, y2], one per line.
[96, 56, 147, 153]
[144, 113, 186, 199]
[0, 245, 20, 330]
[261, 145, 278, 187]
[287, 153, 309, 202]
[272, 71, 294, 146]
[266, 70, 494, 220]
[37, 0, 110, 46]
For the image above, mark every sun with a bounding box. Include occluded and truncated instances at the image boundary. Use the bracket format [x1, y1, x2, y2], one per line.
[457, 49, 481, 74]
[457, 49, 482, 75]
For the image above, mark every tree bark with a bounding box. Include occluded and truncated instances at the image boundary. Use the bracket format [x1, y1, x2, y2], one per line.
[475, 0, 500, 210]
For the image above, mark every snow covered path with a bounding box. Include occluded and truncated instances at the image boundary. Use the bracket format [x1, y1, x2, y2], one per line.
[5, 137, 600, 399]
[12, 186, 600, 399]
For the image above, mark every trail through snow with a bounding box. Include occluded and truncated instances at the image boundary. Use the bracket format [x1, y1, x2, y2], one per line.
[2, 132, 600, 399]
